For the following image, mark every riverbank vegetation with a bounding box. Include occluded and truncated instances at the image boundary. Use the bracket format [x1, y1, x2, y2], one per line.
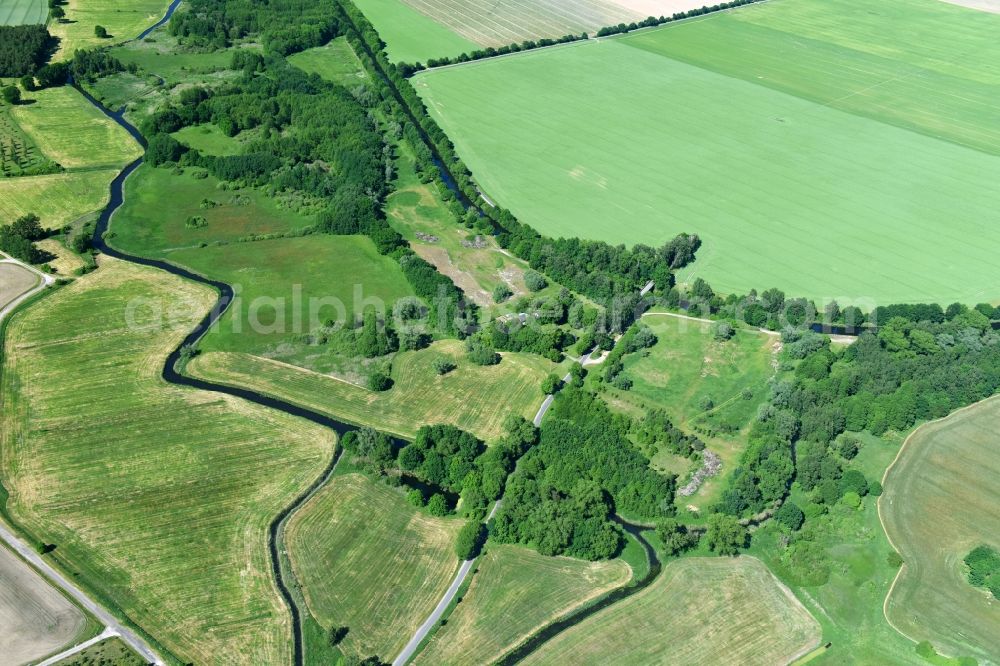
[0, 259, 333, 664]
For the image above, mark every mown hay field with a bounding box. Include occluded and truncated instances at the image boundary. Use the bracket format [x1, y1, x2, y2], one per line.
[287, 36, 369, 87]
[188, 339, 557, 441]
[520, 557, 820, 665]
[285, 472, 461, 661]
[0, 544, 88, 665]
[1, 86, 141, 230]
[414, 544, 631, 665]
[415, 0, 1000, 304]
[0, 258, 334, 664]
[881, 395, 1000, 663]
[50, 0, 172, 57]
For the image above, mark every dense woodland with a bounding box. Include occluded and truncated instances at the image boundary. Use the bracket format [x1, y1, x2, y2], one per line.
[493, 389, 676, 559]
[0, 25, 53, 77]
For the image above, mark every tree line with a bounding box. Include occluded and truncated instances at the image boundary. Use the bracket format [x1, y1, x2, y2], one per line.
[396, 0, 766, 76]
[0, 25, 54, 77]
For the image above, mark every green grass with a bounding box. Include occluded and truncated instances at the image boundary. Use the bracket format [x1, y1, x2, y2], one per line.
[751, 432, 930, 665]
[415, 0, 1000, 305]
[187, 338, 559, 441]
[520, 557, 820, 665]
[352, 0, 477, 63]
[880, 395, 1000, 663]
[0, 0, 46, 25]
[285, 472, 462, 661]
[414, 544, 631, 665]
[55, 637, 147, 666]
[110, 165, 315, 256]
[598, 312, 777, 513]
[171, 124, 244, 156]
[287, 36, 369, 87]
[0, 259, 334, 664]
[50, 0, 172, 58]
[169, 234, 415, 362]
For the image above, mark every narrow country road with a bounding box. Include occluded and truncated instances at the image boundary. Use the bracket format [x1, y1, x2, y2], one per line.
[0, 525, 163, 664]
[392, 306, 622, 665]
[35, 626, 119, 666]
[0, 252, 54, 325]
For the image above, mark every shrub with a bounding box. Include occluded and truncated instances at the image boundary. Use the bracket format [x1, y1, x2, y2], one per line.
[774, 501, 805, 531]
[492, 284, 513, 303]
[712, 320, 735, 341]
[524, 269, 547, 292]
[368, 371, 393, 391]
[454, 521, 487, 560]
[407, 488, 425, 507]
[540, 373, 562, 395]
[841, 491, 861, 509]
[426, 493, 448, 516]
[433, 357, 456, 375]
[94, 25, 108, 38]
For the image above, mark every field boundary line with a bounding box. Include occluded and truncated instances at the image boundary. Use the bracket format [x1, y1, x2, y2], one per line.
[875, 393, 1000, 660]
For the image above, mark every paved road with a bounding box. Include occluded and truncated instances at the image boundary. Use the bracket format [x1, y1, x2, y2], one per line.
[0, 253, 54, 325]
[0, 524, 163, 665]
[36, 626, 119, 666]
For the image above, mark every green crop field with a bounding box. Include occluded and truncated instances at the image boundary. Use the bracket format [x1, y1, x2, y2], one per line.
[50, 0, 172, 58]
[0, 0, 46, 25]
[881, 396, 1000, 663]
[285, 472, 461, 661]
[169, 235, 416, 361]
[520, 556, 820, 665]
[414, 544, 631, 665]
[0, 543, 89, 665]
[0, 259, 334, 664]
[188, 338, 558, 441]
[599, 312, 777, 512]
[415, 0, 1000, 305]
[110, 166, 315, 255]
[287, 36, 369, 87]
[351, 0, 478, 63]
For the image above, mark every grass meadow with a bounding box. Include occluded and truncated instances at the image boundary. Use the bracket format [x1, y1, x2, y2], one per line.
[171, 234, 415, 361]
[881, 396, 1000, 663]
[415, 0, 1000, 305]
[287, 37, 369, 87]
[0, 544, 89, 665]
[0, 259, 334, 664]
[50, 0, 172, 58]
[0, 0, 46, 24]
[414, 544, 631, 665]
[188, 339, 558, 441]
[111, 166, 315, 255]
[285, 472, 461, 661]
[520, 557, 820, 665]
